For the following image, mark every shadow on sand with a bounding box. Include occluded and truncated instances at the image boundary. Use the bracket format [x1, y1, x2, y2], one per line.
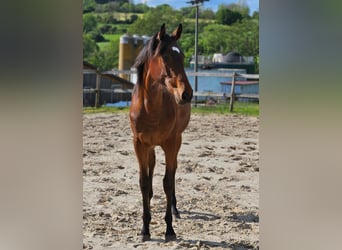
[174, 210, 258, 249]
[178, 209, 221, 221]
[229, 211, 259, 223]
[175, 238, 256, 249]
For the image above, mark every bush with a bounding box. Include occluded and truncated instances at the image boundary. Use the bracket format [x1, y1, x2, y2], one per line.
[83, 14, 97, 33]
[83, 34, 98, 59]
[119, 28, 127, 33]
[95, 0, 109, 4]
[89, 30, 106, 42]
[106, 15, 117, 24]
[110, 26, 117, 34]
[130, 14, 138, 24]
[100, 24, 111, 33]
[94, 33, 106, 42]
[100, 24, 117, 34]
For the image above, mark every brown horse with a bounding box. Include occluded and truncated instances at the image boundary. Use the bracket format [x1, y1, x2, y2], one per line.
[129, 23, 193, 242]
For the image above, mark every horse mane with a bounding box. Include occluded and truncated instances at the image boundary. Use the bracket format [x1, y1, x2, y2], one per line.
[134, 34, 156, 86]
[134, 32, 173, 86]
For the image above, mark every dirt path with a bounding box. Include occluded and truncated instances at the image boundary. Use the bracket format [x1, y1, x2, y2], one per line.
[83, 112, 259, 249]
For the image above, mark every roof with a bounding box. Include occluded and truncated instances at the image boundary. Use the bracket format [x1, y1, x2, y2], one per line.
[102, 73, 134, 88]
[223, 52, 245, 63]
[83, 61, 134, 88]
[83, 61, 97, 70]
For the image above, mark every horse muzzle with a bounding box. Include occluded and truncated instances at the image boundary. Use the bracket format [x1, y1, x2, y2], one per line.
[175, 90, 192, 105]
[181, 91, 193, 103]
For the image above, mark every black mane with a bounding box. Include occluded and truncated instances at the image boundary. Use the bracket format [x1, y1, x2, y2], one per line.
[134, 32, 173, 85]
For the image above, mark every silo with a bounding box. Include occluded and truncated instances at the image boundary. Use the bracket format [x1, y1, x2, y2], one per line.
[132, 34, 143, 59]
[142, 35, 151, 46]
[119, 34, 133, 79]
[118, 34, 151, 80]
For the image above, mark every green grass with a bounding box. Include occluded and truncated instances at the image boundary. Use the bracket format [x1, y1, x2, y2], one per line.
[97, 42, 110, 51]
[83, 102, 259, 116]
[83, 106, 129, 114]
[191, 102, 259, 116]
[96, 34, 120, 51]
[233, 102, 259, 116]
[103, 34, 121, 42]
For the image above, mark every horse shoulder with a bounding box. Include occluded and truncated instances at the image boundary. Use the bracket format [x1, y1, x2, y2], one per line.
[176, 103, 191, 132]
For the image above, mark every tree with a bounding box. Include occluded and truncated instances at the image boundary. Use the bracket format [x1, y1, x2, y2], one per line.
[83, 0, 95, 13]
[133, 3, 150, 13]
[252, 11, 259, 19]
[180, 7, 192, 18]
[128, 5, 183, 35]
[201, 8, 215, 19]
[225, 3, 250, 18]
[200, 19, 258, 57]
[107, 2, 121, 12]
[178, 33, 195, 66]
[83, 14, 97, 32]
[94, 0, 126, 4]
[90, 41, 119, 70]
[119, 2, 133, 13]
[130, 14, 138, 23]
[83, 34, 99, 60]
[200, 24, 231, 54]
[216, 6, 243, 25]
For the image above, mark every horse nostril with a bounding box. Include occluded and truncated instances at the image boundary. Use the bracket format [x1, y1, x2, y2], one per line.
[182, 92, 190, 102]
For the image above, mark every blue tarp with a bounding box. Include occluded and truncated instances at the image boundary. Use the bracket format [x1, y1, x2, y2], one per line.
[104, 101, 131, 107]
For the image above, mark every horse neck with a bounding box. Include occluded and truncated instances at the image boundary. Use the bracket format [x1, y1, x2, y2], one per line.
[142, 78, 164, 109]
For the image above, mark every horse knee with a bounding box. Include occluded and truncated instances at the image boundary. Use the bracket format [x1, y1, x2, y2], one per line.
[163, 177, 173, 193]
[140, 179, 150, 193]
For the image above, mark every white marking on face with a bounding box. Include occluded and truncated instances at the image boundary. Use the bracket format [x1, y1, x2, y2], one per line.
[172, 46, 180, 54]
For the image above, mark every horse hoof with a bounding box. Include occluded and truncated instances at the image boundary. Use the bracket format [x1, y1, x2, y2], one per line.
[141, 234, 151, 242]
[165, 234, 177, 242]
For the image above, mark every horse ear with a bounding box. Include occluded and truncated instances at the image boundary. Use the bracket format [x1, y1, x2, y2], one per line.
[157, 23, 166, 41]
[149, 57, 162, 81]
[172, 24, 182, 41]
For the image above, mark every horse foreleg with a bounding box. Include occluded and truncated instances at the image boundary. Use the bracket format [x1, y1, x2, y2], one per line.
[134, 140, 152, 241]
[171, 190, 180, 219]
[162, 135, 181, 242]
[163, 168, 177, 242]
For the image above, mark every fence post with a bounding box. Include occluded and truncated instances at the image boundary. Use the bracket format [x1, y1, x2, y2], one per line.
[229, 72, 236, 112]
[95, 69, 101, 108]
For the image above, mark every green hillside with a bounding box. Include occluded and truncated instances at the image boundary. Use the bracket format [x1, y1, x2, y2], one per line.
[83, 1, 259, 71]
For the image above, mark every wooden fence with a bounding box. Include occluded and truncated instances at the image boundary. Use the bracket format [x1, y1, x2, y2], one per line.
[83, 68, 133, 108]
[83, 69, 259, 111]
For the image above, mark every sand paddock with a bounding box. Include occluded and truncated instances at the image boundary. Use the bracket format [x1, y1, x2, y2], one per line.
[83, 112, 259, 249]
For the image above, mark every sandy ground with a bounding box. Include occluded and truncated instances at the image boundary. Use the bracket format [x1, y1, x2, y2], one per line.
[83, 112, 259, 249]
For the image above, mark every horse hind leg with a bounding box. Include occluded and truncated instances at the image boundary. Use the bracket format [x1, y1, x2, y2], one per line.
[148, 148, 156, 201]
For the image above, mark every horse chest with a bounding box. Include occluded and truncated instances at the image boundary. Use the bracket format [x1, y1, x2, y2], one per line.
[136, 115, 176, 142]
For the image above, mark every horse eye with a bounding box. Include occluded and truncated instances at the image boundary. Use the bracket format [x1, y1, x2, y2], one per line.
[163, 55, 169, 61]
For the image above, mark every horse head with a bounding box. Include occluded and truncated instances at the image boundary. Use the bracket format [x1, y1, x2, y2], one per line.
[147, 24, 193, 105]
